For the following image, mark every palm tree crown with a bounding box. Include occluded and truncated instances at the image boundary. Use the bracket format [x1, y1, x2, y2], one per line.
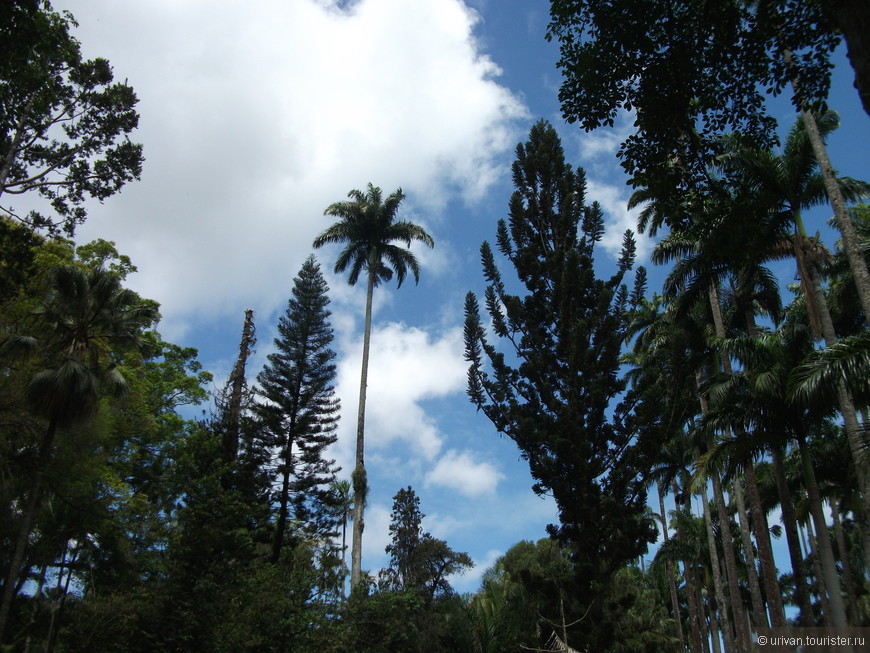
[313, 183, 434, 288]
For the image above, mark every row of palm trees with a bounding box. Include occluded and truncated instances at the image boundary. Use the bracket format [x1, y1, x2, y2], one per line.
[627, 110, 869, 649]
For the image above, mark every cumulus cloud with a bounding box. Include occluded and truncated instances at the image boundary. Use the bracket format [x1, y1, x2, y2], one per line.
[332, 322, 467, 471]
[61, 0, 527, 332]
[425, 449, 504, 496]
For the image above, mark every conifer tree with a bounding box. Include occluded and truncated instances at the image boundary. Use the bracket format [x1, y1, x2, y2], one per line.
[464, 120, 657, 649]
[380, 486, 471, 602]
[256, 255, 340, 562]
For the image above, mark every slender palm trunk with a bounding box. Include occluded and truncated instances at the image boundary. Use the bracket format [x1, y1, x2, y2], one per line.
[675, 480, 703, 653]
[740, 310, 787, 627]
[350, 269, 376, 589]
[732, 477, 768, 629]
[830, 500, 860, 622]
[658, 482, 686, 648]
[700, 481, 737, 653]
[800, 239, 870, 568]
[797, 434, 849, 627]
[743, 462, 787, 627]
[0, 415, 58, 643]
[805, 520, 833, 627]
[709, 469, 750, 653]
[798, 110, 870, 322]
[771, 446, 814, 625]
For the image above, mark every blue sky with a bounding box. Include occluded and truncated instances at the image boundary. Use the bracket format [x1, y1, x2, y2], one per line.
[51, 0, 870, 593]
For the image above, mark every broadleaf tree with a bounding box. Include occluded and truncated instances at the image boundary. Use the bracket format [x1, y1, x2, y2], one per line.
[0, 0, 143, 236]
[464, 120, 658, 650]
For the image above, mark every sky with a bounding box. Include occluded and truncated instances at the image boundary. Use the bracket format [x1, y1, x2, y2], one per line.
[45, 0, 870, 593]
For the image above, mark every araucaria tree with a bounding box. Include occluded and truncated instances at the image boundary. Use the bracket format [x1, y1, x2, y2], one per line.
[464, 120, 657, 649]
[256, 255, 340, 563]
[313, 183, 434, 590]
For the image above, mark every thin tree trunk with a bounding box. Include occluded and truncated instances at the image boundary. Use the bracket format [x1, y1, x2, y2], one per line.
[658, 481, 686, 648]
[830, 499, 860, 623]
[743, 462, 787, 628]
[0, 415, 58, 644]
[805, 519, 833, 627]
[676, 480, 704, 653]
[801, 244, 870, 569]
[739, 309, 788, 628]
[732, 477, 768, 629]
[696, 562, 711, 653]
[700, 482, 737, 653]
[798, 435, 849, 627]
[704, 285, 758, 648]
[798, 109, 870, 321]
[707, 586, 722, 653]
[782, 44, 870, 322]
[350, 269, 376, 589]
[340, 501, 349, 600]
[709, 470, 750, 653]
[225, 309, 256, 464]
[771, 445, 815, 625]
[46, 542, 77, 653]
[272, 437, 294, 563]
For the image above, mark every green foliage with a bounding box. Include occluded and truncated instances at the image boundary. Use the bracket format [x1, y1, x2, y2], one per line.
[380, 487, 472, 601]
[0, 0, 144, 236]
[464, 121, 658, 648]
[546, 0, 839, 202]
[254, 255, 340, 561]
[313, 183, 435, 289]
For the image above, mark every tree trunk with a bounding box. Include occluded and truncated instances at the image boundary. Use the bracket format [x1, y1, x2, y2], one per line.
[350, 268, 376, 589]
[805, 520, 833, 627]
[822, 0, 870, 118]
[225, 309, 256, 464]
[739, 309, 788, 628]
[0, 415, 58, 643]
[771, 446, 815, 625]
[797, 435, 849, 627]
[658, 482, 686, 648]
[731, 476, 768, 629]
[801, 242, 870, 569]
[709, 468, 750, 653]
[700, 482, 737, 653]
[830, 499, 860, 623]
[798, 109, 870, 322]
[743, 462, 787, 628]
[706, 284, 770, 640]
[675, 480, 704, 653]
[272, 437, 294, 563]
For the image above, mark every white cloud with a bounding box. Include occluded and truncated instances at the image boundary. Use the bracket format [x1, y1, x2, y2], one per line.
[60, 0, 527, 332]
[586, 179, 654, 262]
[425, 449, 504, 496]
[333, 322, 467, 472]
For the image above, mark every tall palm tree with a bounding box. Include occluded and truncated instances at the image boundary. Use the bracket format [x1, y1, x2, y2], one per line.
[0, 263, 158, 641]
[313, 183, 433, 589]
[720, 113, 870, 573]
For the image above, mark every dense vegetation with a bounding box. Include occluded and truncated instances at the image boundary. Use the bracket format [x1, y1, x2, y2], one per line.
[2, 1, 869, 651]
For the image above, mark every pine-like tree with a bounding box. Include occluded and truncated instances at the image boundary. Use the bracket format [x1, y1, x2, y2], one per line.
[464, 120, 658, 649]
[256, 255, 340, 562]
[380, 486, 471, 602]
